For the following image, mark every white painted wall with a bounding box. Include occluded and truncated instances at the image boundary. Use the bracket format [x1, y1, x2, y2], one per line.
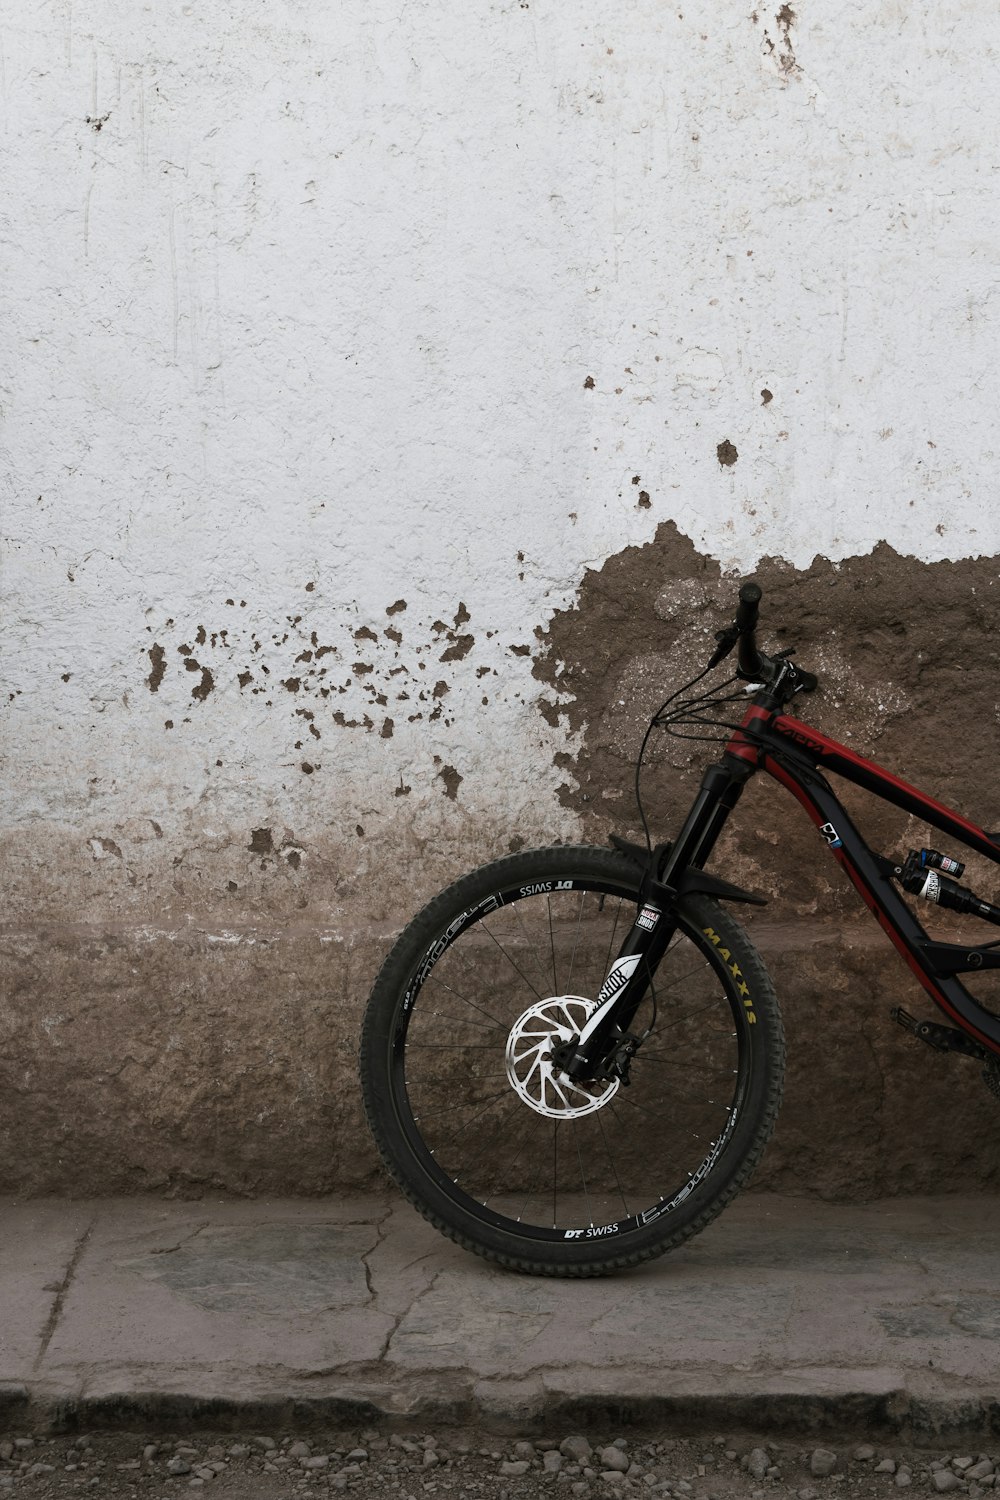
[4, 0, 1000, 858]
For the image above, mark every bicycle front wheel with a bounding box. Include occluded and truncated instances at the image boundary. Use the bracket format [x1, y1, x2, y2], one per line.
[360, 844, 783, 1276]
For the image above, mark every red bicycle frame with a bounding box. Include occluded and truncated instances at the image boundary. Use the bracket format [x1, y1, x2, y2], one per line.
[719, 701, 1000, 1059]
[566, 691, 1000, 1082]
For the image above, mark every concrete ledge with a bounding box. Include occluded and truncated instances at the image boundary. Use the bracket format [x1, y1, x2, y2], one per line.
[11, 1376, 1000, 1445]
[3, 1193, 1000, 1441]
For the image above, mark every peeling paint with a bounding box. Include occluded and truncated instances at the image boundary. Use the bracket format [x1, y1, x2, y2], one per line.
[436, 763, 463, 801]
[146, 645, 166, 693]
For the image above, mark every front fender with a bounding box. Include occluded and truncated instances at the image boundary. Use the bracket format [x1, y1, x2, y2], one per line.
[608, 834, 767, 907]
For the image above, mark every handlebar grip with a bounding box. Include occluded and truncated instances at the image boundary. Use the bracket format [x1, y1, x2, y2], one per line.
[735, 581, 763, 680]
[735, 581, 762, 633]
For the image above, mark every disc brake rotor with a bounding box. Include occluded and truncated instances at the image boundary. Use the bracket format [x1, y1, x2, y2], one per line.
[504, 995, 619, 1119]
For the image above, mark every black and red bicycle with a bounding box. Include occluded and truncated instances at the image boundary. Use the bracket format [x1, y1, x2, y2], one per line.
[360, 583, 1000, 1276]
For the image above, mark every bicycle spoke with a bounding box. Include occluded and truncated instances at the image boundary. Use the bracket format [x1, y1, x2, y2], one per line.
[411, 1086, 513, 1121]
[424, 971, 508, 1031]
[575, 1132, 593, 1226]
[478, 918, 548, 1004]
[596, 1107, 630, 1219]
[509, 897, 555, 996]
[548, 896, 558, 993]
[658, 961, 715, 994]
[601, 896, 626, 993]
[416, 1008, 506, 1035]
[565, 889, 587, 992]
[430, 1086, 522, 1157]
[552, 1121, 558, 1228]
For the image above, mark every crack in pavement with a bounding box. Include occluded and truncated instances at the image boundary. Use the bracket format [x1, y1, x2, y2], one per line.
[146, 1220, 211, 1255]
[33, 1216, 95, 1370]
[360, 1204, 394, 1308]
[375, 1266, 446, 1366]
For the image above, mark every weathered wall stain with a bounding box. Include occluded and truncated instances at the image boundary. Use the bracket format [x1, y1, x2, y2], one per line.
[755, 3, 801, 77]
[6, 531, 1000, 1199]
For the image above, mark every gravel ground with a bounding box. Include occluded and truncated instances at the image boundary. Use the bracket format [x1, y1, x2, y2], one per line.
[1, 1429, 997, 1500]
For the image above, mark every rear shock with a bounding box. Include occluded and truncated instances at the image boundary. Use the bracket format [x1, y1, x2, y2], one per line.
[895, 848, 1000, 928]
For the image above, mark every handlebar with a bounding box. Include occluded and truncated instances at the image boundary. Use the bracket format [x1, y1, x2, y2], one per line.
[708, 581, 817, 700]
[734, 581, 761, 634]
[734, 582, 763, 680]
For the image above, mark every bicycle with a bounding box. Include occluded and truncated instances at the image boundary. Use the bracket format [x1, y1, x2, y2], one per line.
[359, 583, 1000, 1276]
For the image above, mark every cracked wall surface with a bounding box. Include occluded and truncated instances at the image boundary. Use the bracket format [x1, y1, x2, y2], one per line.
[4, 1, 1000, 1194]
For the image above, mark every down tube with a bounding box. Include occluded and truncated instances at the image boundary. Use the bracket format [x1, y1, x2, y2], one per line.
[762, 754, 1000, 1059]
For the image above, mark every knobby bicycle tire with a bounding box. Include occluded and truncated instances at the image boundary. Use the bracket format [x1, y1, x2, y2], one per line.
[360, 845, 784, 1276]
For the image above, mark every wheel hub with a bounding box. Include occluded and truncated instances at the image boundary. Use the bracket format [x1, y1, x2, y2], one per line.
[505, 995, 620, 1118]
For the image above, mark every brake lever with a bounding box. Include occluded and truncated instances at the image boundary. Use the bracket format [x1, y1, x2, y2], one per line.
[707, 624, 740, 670]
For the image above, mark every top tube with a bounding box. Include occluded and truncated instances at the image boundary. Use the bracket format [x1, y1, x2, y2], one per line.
[726, 702, 1000, 865]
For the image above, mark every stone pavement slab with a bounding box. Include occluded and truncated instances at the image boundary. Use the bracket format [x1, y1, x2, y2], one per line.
[0, 1201, 94, 1382]
[2, 1193, 999, 1438]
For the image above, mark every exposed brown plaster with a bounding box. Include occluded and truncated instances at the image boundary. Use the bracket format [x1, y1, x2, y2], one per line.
[436, 763, 463, 800]
[439, 635, 474, 662]
[534, 521, 1000, 919]
[90, 837, 122, 860]
[146, 645, 166, 693]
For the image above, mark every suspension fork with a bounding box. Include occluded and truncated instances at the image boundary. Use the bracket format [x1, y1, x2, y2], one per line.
[553, 754, 756, 1081]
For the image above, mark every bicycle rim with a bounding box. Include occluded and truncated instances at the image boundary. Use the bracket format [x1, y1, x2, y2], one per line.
[385, 863, 754, 1245]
